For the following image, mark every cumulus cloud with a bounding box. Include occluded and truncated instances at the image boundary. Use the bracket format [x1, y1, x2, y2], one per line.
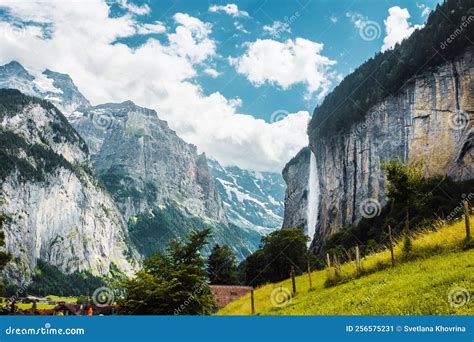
[381, 7, 423, 52]
[230, 38, 336, 100]
[168, 13, 216, 63]
[0, 0, 308, 172]
[209, 3, 249, 18]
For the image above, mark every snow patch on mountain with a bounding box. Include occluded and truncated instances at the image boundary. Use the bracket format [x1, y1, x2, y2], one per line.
[209, 160, 285, 235]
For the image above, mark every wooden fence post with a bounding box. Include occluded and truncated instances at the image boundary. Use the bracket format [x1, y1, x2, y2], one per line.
[355, 245, 361, 273]
[326, 253, 331, 269]
[250, 289, 255, 314]
[291, 265, 297, 294]
[333, 254, 340, 276]
[307, 260, 313, 290]
[388, 225, 395, 267]
[464, 200, 471, 243]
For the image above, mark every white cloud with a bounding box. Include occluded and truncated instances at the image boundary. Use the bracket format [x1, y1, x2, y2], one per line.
[168, 13, 216, 64]
[329, 16, 338, 23]
[416, 2, 431, 17]
[381, 6, 423, 52]
[0, 0, 307, 172]
[209, 3, 249, 18]
[234, 21, 249, 34]
[346, 11, 369, 29]
[118, 0, 150, 16]
[263, 21, 291, 38]
[136, 21, 166, 35]
[204, 67, 220, 78]
[230, 38, 336, 100]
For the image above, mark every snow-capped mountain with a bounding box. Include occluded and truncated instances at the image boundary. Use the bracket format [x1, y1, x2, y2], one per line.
[209, 160, 286, 235]
[0, 61, 90, 115]
[0, 61, 262, 263]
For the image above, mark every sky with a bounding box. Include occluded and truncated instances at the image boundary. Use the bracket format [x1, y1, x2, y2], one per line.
[0, 0, 442, 172]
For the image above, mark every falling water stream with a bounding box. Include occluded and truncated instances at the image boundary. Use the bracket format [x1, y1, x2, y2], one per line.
[306, 151, 319, 247]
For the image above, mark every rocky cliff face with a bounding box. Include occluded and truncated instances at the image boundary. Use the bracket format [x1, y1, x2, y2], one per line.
[209, 160, 286, 235]
[70, 101, 262, 259]
[0, 90, 138, 284]
[0, 62, 90, 115]
[72, 101, 227, 224]
[281, 147, 310, 232]
[306, 47, 474, 247]
[0, 61, 271, 264]
[282, 47, 473, 249]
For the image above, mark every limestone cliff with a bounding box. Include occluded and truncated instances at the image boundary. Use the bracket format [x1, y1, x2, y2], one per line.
[72, 101, 228, 224]
[309, 47, 473, 247]
[282, 147, 310, 232]
[0, 90, 138, 284]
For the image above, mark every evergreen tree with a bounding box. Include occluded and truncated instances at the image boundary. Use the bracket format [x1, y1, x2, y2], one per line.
[118, 229, 216, 315]
[207, 244, 239, 285]
[383, 159, 431, 232]
[243, 228, 308, 286]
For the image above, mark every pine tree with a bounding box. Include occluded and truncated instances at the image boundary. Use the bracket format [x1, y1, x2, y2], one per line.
[118, 229, 216, 315]
[207, 244, 239, 285]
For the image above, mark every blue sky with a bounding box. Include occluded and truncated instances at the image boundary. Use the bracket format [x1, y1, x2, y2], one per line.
[116, 0, 441, 121]
[0, 0, 441, 171]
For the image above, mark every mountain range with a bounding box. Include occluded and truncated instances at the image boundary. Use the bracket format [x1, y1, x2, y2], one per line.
[0, 61, 286, 288]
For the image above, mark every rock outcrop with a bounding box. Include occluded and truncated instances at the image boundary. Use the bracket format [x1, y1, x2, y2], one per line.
[72, 101, 228, 224]
[311, 47, 473, 246]
[0, 62, 90, 115]
[282, 147, 310, 231]
[0, 90, 138, 284]
[284, 47, 473, 249]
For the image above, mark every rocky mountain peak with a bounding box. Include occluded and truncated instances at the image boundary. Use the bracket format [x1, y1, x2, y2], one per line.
[0, 61, 90, 115]
[0, 89, 138, 284]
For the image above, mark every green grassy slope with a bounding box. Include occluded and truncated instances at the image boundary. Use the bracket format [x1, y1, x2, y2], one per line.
[218, 218, 474, 315]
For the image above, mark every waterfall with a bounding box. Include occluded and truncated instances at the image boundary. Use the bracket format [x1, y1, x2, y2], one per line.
[306, 151, 319, 247]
